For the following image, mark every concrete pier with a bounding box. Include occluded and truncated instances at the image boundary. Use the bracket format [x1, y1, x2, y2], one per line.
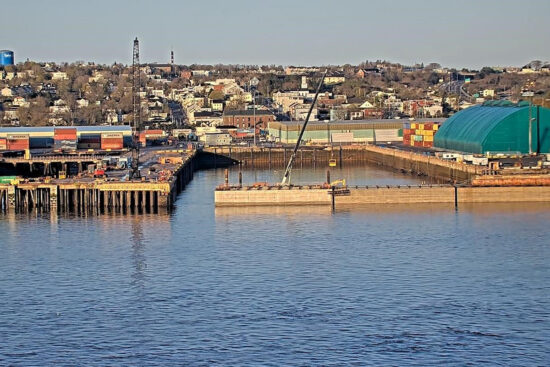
[215, 184, 550, 207]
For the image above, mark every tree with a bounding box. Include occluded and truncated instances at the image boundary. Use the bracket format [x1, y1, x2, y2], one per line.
[18, 97, 49, 126]
[428, 72, 440, 85]
[208, 90, 224, 101]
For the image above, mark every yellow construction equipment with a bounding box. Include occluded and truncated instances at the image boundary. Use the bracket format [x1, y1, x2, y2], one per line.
[330, 179, 346, 187]
[329, 159, 337, 167]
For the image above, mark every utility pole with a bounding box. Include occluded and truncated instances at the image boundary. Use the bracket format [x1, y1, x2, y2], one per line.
[523, 91, 534, 155]
[130, 37, 141, 180]
[253, 89, 256, 146]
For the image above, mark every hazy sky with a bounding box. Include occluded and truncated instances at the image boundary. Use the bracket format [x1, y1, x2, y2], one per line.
[2, 0, 549, 69]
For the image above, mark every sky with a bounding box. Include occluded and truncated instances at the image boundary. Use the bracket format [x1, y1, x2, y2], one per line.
[2, 0, 549, 69]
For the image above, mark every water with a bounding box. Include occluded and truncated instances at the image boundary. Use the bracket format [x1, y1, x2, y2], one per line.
[1, 166, 549, 366]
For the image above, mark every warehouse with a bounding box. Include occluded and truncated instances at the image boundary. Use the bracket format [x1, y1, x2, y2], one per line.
[267, 119, 389, 144]
[268, 119, 443, 144]
[0, 126, 133, 149]
[434, 102, 550, 154]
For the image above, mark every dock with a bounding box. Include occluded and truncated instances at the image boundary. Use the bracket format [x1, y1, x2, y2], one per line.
[215, 184, 550, 207]
[0, 149, 198, 213]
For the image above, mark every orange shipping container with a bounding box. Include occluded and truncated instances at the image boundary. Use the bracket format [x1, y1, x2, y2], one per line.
[101, 137, 123, 150]
[0, 138, 7, 150]
[54, 128, 77, 141]
[144, 129, 164, 138]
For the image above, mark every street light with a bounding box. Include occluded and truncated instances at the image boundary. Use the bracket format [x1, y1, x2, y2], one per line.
[522, 91, 535, 154]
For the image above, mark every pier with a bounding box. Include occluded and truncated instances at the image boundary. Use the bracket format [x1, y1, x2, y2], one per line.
[0, 149, 199, 213]
[215, 183, 550, 207]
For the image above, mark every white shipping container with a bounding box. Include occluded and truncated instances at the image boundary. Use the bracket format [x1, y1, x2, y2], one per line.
[374, 129, 400, 142]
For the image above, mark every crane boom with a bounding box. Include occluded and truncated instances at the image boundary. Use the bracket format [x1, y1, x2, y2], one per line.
[281, 70, 327, 185]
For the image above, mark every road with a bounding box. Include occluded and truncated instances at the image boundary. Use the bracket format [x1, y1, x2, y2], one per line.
[167, 100, 186, 126]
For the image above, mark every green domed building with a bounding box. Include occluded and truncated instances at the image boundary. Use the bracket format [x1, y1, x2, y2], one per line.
[434, 102, 550, 154]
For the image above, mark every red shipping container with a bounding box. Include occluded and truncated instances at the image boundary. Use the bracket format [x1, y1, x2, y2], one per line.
[423, 141, 433, 147]
[54, 128, 77, 141]
[413, 141, 423, 147]
[7, 134, 30, 150]
[101, 139, 123, 150]
[101, 133, 124, 150]
[144, 129, 164, 137]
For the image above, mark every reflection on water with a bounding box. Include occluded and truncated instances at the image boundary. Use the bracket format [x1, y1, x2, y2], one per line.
[215, 205, 332, 218]
[1, 166, 549, 366]
[130, 217, 147, 292]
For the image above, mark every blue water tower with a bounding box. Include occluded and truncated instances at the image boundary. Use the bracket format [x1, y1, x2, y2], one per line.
[0, 50, 15, 66]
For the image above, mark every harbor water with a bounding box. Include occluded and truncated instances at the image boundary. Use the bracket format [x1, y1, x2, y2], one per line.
[1, 166, 549, 366]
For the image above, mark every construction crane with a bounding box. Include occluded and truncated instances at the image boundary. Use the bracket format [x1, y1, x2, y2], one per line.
[281, 69, 327, 185]
[129, 37, 141, 180]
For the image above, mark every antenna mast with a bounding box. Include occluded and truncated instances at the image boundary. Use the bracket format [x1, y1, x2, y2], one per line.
[130, 37, 141, 179]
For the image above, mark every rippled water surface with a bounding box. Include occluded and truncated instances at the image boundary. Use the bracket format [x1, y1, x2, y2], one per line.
[1, 166, 549, 366]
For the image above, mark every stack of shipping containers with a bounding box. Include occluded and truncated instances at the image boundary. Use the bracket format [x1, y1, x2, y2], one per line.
[402, 121, 439, 148]
[101, 132, 124, 150]
[6, 134, 30, 150]
[144, 130, 166, 146]
[53, 128, 77, 151]
[0, 137, 6, 150]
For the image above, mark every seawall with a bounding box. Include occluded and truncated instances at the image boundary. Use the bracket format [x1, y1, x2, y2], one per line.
[215, 185, 550, 207]
[206, 145, 481, 183]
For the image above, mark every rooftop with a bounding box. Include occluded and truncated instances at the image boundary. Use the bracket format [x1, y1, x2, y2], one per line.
[224, 109, 274, 117]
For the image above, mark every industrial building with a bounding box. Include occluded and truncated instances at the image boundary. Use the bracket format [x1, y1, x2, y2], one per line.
[268, 119, 443, 144]
[0, 126, 132, 150]
[434, 102, 550, 154]
[0, 50, 14, 66]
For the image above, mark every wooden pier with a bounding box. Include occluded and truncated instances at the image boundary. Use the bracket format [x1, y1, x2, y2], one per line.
[0, 151, 197, 214]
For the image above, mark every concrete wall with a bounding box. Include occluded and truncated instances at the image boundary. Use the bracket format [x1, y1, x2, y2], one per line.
[215, 185, 550, 206]
[336, 186, 455, 205]
[215, 187, 331, 206]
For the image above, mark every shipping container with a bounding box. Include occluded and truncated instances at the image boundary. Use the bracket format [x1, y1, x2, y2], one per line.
[101, 132, 124, 150]
[54, 128, 77, 141]
[7, 134, 30, 150]
[413, 135, 423, 142]
[0, 176, 17, 184]
[79, 137, 101, 149]
[424, 135, 434, 142]
[422, 141, 433, 147]
[78, 142, 101, 149]
[144, 129, 165, 138]
[54, 140, 77, 151]
[0, 138, 7, 150]
[411, 123, 417, 129]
